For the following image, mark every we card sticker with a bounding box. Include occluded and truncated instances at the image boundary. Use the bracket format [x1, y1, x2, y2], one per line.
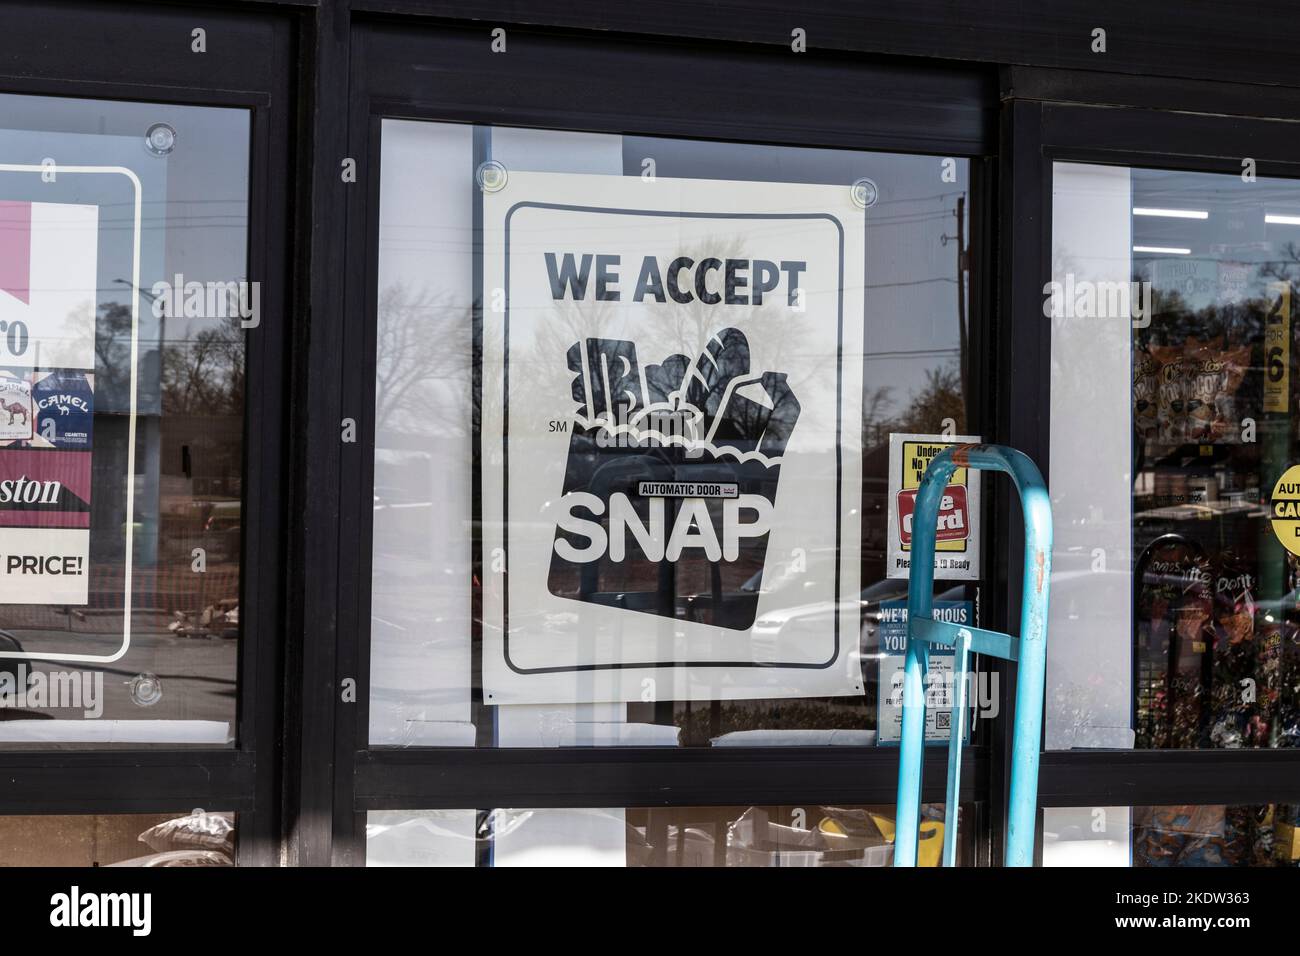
[887, 433, 982, 580]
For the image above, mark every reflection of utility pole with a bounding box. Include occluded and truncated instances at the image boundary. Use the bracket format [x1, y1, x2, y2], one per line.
[114, 276, 164, 334]
[941, 197, 969, 402]
[956, 196, 967, 401]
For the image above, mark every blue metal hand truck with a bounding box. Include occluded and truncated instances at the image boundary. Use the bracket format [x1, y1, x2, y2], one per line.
[893, 443, 1052, 867]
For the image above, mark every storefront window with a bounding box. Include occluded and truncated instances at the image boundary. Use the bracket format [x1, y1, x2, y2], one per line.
[1044, 804, 1299, 866]
[0, 94, 249, 747]
[370, 120, 978, 747]
[1048, 162, 1300, 751]
[365, 803, 972, 866]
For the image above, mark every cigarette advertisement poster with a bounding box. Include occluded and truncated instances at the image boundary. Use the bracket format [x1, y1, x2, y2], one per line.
[875, 599, 973, 745]
[0, 199, 98, 605]
[480, 171, 865, 704]
[886, 432, 982, 581]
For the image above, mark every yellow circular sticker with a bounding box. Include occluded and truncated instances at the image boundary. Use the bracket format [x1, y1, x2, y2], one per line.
[1271, 465, 1300, 556]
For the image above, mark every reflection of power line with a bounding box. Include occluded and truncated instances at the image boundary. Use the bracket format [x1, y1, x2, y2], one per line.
[865, 212, 962, 226]
[865, 277, 957, 288]
[868, 190, 968, 206]
[865, 348, 960, 359]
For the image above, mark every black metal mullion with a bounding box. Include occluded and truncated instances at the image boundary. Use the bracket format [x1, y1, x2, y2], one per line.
[353, 747, 988, 811]
[0, 751, 257, 814]
[284, 0, 354, 867]
[1039, 750, 1300, 808]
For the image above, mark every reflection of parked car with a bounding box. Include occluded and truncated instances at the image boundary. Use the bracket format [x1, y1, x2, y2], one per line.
[740, 549, 840, 597]
[751, 578, 967, 643]
[202, 500, 241, 562]
[0, 629, 32, 694]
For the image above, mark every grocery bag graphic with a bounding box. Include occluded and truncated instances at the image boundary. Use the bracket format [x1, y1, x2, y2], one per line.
[548, 328, 799, 631]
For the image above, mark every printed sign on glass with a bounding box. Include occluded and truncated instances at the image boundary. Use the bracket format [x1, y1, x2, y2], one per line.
[0, 197, 99, 607]
[481, 172, 865, 704]
[875, 599, 974, 745]
[887, 432, 982, 580]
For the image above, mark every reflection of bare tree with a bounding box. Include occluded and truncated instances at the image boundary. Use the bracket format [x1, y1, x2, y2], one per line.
[507, 295, 618, 422]
[1259, 242, 1300, 288]
[162, 314, 244, 416]
[855, 364, 964, 446]
[375, 283, 473, 436]
[896, 365, 964, 434]
[639, 239, 831, 403]
[93, 301, 133, 397]
[861, 384, 894, 450]
[75, 299, 247, 415]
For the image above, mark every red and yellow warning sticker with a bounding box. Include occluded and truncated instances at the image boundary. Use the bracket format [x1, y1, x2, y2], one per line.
[1270, 464, 1300, 556]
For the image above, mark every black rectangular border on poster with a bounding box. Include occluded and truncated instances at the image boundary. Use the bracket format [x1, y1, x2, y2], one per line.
[337, 15, 999, 864]
[496, 202, 845, 678]
[0, 0, 296, 867]
[1007, 99, 1300, 840]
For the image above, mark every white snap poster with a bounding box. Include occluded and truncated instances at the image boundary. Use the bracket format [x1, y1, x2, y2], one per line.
[480, 171, 865, 704]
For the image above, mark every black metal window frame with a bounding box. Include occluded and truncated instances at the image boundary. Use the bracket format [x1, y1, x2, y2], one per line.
[0, 0, 297, 866]
[13, 0, 1300, 870]
[1004, 94, 1300, 820]
[319, 14, 1002, 865]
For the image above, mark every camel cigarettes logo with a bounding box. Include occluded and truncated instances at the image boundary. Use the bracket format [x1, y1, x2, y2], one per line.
[0, 377, 32, 441]
[548, 327, 798, 630]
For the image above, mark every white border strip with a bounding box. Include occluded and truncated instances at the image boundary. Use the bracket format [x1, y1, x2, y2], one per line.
[0, 163, 141, 664]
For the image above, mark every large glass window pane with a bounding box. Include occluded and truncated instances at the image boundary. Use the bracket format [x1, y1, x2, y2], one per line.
[1049, 161, 1300, 750]
[0, 94, 250, 747]
[366, 804, 973, 867]
[369, 120, 980, 747]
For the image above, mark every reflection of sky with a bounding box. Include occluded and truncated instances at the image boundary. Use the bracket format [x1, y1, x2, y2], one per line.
[0, 94, 249, 347]
[621, 139, 967, 426]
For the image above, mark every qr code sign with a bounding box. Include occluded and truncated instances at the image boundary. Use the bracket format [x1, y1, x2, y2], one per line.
[936, 711, 952, 731]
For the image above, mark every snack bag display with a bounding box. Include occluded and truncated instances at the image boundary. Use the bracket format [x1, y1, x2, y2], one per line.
[1183, 338, 1251, 442]
[1133, 804, 1228, 866]
[1133, 347, 1161, 440]
[1136, 537, 1214, 748]
[1149, 342, 1187, 442]
[1209, 551, 1257, 749]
